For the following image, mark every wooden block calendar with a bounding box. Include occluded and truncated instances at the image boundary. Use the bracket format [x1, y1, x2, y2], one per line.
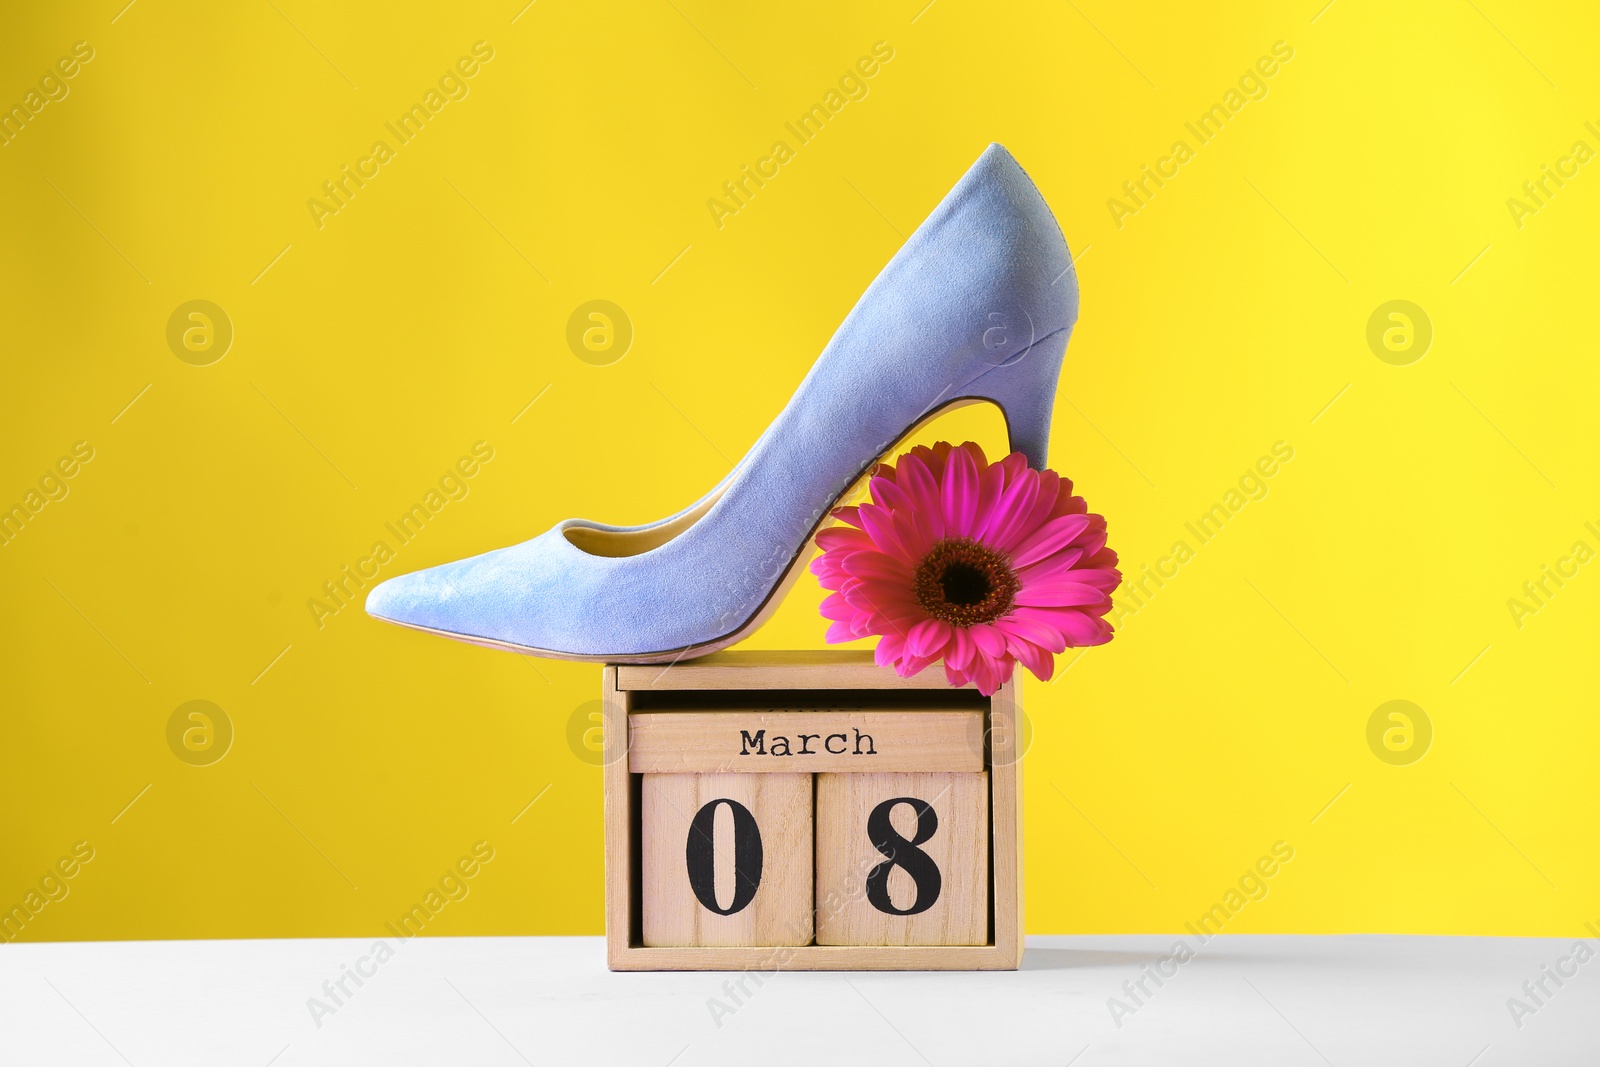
[602, 650, 1024, 971]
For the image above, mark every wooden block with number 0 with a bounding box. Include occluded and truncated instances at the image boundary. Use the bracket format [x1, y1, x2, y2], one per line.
[814, 771, 988, 946]
[641, 773, 813, 947]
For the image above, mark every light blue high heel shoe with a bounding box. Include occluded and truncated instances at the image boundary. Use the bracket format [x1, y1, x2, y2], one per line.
[367, 143, 1080, 661]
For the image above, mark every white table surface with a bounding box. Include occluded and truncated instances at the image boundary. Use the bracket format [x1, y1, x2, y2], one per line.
[1, 934, 1594, 1065]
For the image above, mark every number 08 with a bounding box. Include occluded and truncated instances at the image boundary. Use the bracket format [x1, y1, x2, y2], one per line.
[684, 796, 943, 917]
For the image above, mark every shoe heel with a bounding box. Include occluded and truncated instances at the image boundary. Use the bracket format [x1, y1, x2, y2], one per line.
[969, 327, 1071, 469]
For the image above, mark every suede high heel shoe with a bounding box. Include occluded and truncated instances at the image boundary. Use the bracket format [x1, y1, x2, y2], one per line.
[366, 143, 1080, 662]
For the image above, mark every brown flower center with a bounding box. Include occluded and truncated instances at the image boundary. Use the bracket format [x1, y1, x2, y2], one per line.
[913, 537, 1019, 628]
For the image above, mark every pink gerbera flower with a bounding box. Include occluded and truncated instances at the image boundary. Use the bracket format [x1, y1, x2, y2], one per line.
[811, 441, 1121, 695]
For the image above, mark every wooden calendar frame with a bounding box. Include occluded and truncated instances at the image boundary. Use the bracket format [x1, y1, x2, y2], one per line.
[602, 650, 1023, 971]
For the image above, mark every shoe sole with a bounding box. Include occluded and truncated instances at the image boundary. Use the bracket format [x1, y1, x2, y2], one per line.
[373, 395, 1008, 663]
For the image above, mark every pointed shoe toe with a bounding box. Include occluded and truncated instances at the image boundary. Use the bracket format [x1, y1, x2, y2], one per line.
[364, 530, 573, 653]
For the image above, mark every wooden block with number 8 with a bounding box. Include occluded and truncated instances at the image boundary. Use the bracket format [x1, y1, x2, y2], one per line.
[641, 773, 813, 947]
[814, 771, 988, 946]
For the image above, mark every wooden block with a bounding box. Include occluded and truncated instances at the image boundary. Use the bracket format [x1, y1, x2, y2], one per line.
[605, 658, 1023, 971]
[641, 773, 814, 947]
[615, 650, 976, 691]
[628, 710, 983, 774]
[814, 772, 988, 947]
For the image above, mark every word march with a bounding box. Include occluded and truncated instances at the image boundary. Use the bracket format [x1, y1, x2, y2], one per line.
[737, 728, 876, 758]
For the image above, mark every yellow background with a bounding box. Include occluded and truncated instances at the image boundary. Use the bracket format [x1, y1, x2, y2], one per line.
[3, 0, 1596, 942]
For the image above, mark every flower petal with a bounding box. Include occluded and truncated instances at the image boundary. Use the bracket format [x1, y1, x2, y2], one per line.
[856, 502, 912, 563]
[1013, 469, 1058, 537]
[1074, 526, 1109, 558]
[973, 458, 1006, 538]
[906, 617, 953, 659]
[1008, 514, 1092, 569]
[1009, 635, 1055, 681]
[1067, 566, 1123, 592]
[825, 619, 860, 643]
[1054, 608, 1114, 646]
[1015, 546, 1086, 584]
[870, 475, 914, 514]
[1052, 487, 1088, 519]
[983, 469, 1041, 551]
[918, 442, 953, 483]
[815, 526, 876, 553]
[946, 626, 976, 671]
[969, 652, 1013, 696]
[968, 622, 1008, 659]
[893, 507, 934, 561]
[941, 443, 981, 538]
[995, 614, 1069, 655]
[1013, 580, 1107, 608]
[1012, 607, 1099, 648]
[1085, 546, 1120, 569]
[840, 550, 914, 584]
[895, 454, 945, 541]
[819, 592, 856, 621]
